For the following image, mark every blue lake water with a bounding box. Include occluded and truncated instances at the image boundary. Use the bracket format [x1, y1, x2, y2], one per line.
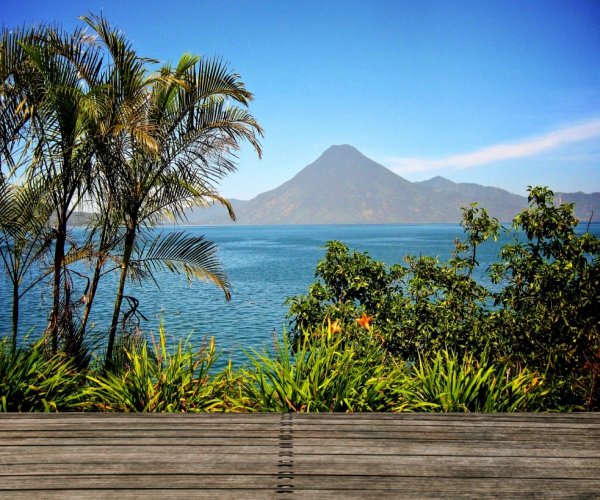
[2, 223, 599, 366]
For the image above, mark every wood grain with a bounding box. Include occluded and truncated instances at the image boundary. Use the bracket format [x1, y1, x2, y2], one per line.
[0, 413, 598, 498]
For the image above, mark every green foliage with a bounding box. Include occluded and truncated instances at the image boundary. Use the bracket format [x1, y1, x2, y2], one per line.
[0, 177, 54, 345]
[287, 240, 405, 350]
[287, 204, 501, 359]
[287, 190, 599, 409]
[0, 338, 85, 412]
[241, 328, 403, 412]
[84, 325, 227, 412]
[394, 350, 547, 412]
[1, 14, 261, 367]
[490, 187, 600, 408]
[0, 181, 597, 413]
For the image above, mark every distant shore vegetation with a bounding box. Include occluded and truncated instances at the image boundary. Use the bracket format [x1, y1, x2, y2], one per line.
[1, 16, 598, 412]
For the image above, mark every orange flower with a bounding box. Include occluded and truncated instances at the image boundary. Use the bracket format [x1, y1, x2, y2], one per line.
[356, 312, 373, 330]
[328, 320, 342, 334]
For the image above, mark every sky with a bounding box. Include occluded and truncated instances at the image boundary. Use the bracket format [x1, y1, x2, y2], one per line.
[2, 0, 599, 199]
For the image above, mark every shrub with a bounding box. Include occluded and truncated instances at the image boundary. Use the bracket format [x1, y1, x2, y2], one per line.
[287, 205, 500, 361]
[490, 187, 600, 409]
[0, 337, 85, 412]
[394, 350, 547, 412]
[84, 326, 226, 412]
[286, 188, 600, 409]
[241, 327, 403, 412]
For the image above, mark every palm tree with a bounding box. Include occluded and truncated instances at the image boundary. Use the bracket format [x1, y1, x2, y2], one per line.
[0, 26, 54, 348]
[0, 26, 34, 178]
[82, 15, 263, 365]
[11, 24, 105, 353]
[0, 179, 53, 347]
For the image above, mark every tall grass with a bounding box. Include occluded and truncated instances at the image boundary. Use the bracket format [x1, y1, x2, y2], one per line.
[0, 338, 85, 412]
[0, 329, 551, 412]
[241, 329, 403, 412]
[394, 350, 547, 412]
[84, 326, 229, 412]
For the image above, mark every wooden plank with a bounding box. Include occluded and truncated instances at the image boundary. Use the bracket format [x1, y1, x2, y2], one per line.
[3, 457, 598, 479]
[2, 425, 596, 439]
[0, 436, 283, 446]
[290, 415, 600, 423]
[1, 412, 598, 498]
[0, 446, 281, 465]
[2, 432, 595, 447]
[0, 474, 283, 490]
[290, 418, 600, 430]
[2, 459, 281, 475]
[293, 443, 600, 458]
[286, 475, 600, 493]
[5, 475, 597, 495]
[0, 423, 280, 432]
[4, 443, 594, 464]
[291, 435, 599, 450]
[290, 417, 600, 428]
[279, 429, 597, 442]
[2, 491, 279, 500]
[290, 462, 600, 480]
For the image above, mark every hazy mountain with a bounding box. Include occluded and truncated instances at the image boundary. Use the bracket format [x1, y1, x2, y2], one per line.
[239, 145, 433, 223]
[554, 192, 600, 223]
[185, 145, 599, 224]
[416, 176, 528, 221]
[184, 199, 248, 225]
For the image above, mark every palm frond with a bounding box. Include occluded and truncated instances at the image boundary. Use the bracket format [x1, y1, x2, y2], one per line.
[135, 231, 231, 300]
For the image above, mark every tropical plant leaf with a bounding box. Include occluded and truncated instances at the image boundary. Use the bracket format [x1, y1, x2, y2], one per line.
[135, 231, 231, 299]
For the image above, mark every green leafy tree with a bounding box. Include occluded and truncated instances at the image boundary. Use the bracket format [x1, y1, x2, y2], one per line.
[1, 15, 263, 370]
[287, 205, 499, 358]
[287, 191, 599, 409]
[3, 24, 105, 353]
[490, 187, 600, 408]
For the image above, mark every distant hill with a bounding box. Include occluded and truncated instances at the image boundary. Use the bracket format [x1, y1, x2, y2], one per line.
[554, 192, 600, 223]
[183, 199, 248, 225]
[415, 175, 528, 222]
[185, 145, 600, 224]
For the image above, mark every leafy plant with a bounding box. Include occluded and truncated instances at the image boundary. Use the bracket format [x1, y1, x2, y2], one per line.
[241, 327, 402, 412]
[394, 350, 547, 412]
[490, 187, 600, 409]
[79, 14, 263, 367]
[1, 15, 262, 370]
[0, 337, 85, 412]
[85, 325, 226, 412]
[287, 191, 599, 409]
[287, 206, 500, 361]
[0, 178, 54, 346]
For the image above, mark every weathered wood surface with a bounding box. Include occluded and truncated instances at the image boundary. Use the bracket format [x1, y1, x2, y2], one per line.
[0, 413, 599, 498]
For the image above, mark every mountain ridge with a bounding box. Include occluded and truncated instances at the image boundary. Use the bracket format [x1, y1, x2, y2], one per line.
[185, 145, 599, 224]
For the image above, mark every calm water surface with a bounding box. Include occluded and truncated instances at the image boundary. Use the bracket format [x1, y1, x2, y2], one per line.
[2, 223, 598, 366]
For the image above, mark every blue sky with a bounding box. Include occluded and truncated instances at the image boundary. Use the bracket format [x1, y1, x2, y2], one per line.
[2, 0, 599, 199]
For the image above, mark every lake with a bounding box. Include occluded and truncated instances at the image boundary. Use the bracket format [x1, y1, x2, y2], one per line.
[2, 223, 599, 366]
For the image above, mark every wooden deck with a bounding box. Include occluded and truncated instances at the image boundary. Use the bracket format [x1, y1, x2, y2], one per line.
[1, 413, 599, 498]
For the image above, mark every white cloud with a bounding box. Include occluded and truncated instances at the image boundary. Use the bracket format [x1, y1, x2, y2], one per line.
[388, 119, 600, 173]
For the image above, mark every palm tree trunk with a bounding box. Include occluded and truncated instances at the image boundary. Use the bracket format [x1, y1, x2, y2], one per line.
[48, 223, 66, 355]
[11, 282, 19, 352]
[81, 199, 114, 340]
[80, 256, 103, 339]
[105, 226, 135, 367]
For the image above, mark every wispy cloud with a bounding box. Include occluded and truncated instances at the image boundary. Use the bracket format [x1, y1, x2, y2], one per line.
[387, 119, 600, 173]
